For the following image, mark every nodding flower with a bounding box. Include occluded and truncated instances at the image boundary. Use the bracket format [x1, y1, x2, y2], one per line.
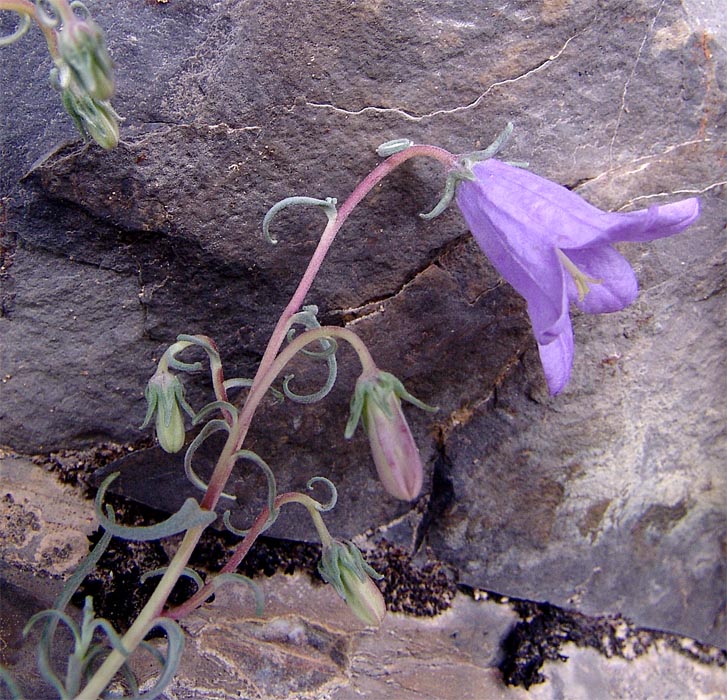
[141, 368, 194, 454]
[318, 539, 386, 626]
[455, 157, 700, 394]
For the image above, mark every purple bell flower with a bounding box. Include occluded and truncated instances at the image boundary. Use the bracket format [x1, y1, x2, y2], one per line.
[455, 159, 701, 394]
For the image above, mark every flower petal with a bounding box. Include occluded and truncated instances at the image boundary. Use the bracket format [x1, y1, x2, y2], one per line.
[594, 197, 701, 245]
[537, 313, 575, 395]
[462, 160, 613, 249]
[456, 170, 567, 343]
[462, 160, 701, 250]
[564, 245, 638, 313]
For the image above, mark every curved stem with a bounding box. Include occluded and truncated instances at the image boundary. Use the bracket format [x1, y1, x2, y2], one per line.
[0, 0, 59, 56]
[200, 326, 374, 506]
[164, 491, 333, 621]
[201, 144, 456, 510]
[273, 326, 377, 381]
[275, 492, 333, 547]
[75, 144, 456, 700]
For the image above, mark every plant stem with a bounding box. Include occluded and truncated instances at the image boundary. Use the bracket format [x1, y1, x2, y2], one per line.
[0, 0, 60, 57]
[74, 524, 203, 700]
[202, 144, 456, 509]
[162, 491, 332, 621]
[74, 143, 456, 700]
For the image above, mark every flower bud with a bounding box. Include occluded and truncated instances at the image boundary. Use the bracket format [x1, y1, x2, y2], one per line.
[318, 540, 386, 626]
[365, 387, 423, 500]
[58, 86, 120, 149]
[57, 14, 115, 101]
[141, 369, 192, 453]
[346, 370, 436, 501]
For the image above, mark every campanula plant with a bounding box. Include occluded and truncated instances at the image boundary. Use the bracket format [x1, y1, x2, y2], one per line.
[1, 121, 701, 699]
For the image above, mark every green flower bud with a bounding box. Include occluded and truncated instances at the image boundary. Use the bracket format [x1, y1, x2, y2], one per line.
[346, 370, 436, 501]
[57, 14, 115, 101]
[141, 369, 193, 453]
[318, 540, 385, 627]
[58, 86, 120, 149]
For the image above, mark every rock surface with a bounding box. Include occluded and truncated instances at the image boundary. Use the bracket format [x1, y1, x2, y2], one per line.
[1, 0, 725, 655]
[2, 454, 726, 700]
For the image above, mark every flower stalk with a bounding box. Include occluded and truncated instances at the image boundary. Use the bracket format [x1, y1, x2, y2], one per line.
[77, 143, 456, 698]
[200, 144, 457, 510]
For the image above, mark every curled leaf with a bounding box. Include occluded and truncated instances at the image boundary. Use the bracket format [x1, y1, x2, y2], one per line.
[221, 450, 279, 537]
[209, 573, 265, 617]
[0, 13, 31, 46]
[263, 196, 337, 244]
[141, 567, 205, 591]
[376, 138, 413, 157]
[183, 419, 236, 500]
[306, 476, 338, 512]
[95, 473, 216, 540]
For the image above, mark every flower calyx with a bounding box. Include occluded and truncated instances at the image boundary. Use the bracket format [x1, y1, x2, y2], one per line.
[420, 122, 515, 220]
[53, 84, 120, 149]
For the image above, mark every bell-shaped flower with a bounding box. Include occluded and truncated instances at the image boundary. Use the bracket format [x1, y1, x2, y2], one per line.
[318, 540, 386, 626]
[346, 370, 436, 501]
[455, 159, 701, 394]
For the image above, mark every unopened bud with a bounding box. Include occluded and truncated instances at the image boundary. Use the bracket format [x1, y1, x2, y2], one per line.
[57, 14, 115, 101]
[346, 370, 436, 501]
[58, 87, 120, 149]
[318, 540, 386, 626]
[141, 369, 193, 453]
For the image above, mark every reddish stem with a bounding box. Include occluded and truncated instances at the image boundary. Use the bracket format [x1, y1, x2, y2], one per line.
[199, 144, 457, 512]
[163, 491, 326, 620]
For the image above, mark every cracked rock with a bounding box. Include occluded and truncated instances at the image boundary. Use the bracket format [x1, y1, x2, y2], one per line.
[1, 0, 725, 657]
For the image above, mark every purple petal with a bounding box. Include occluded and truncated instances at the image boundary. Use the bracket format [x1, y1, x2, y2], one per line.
[594, 197, 701, 245]
[462, 160, 701, 250]
[457, 172, 568, 344]
[537, 314, 575, 395]
[563, 245, 638, 313]
[461, 159, 628, 252]
[461, 160, 605, 249]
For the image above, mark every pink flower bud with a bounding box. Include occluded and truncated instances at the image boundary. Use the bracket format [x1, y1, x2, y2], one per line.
[346, 370, 436, 501]
[364, 388, 423, 501]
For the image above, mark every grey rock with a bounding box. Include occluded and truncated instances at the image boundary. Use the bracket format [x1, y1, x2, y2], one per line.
[4, 454, 726, 700]
[1, 0, 725, 653]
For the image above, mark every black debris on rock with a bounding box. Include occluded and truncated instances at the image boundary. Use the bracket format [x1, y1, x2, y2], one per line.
[495, 598, 727, 689]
